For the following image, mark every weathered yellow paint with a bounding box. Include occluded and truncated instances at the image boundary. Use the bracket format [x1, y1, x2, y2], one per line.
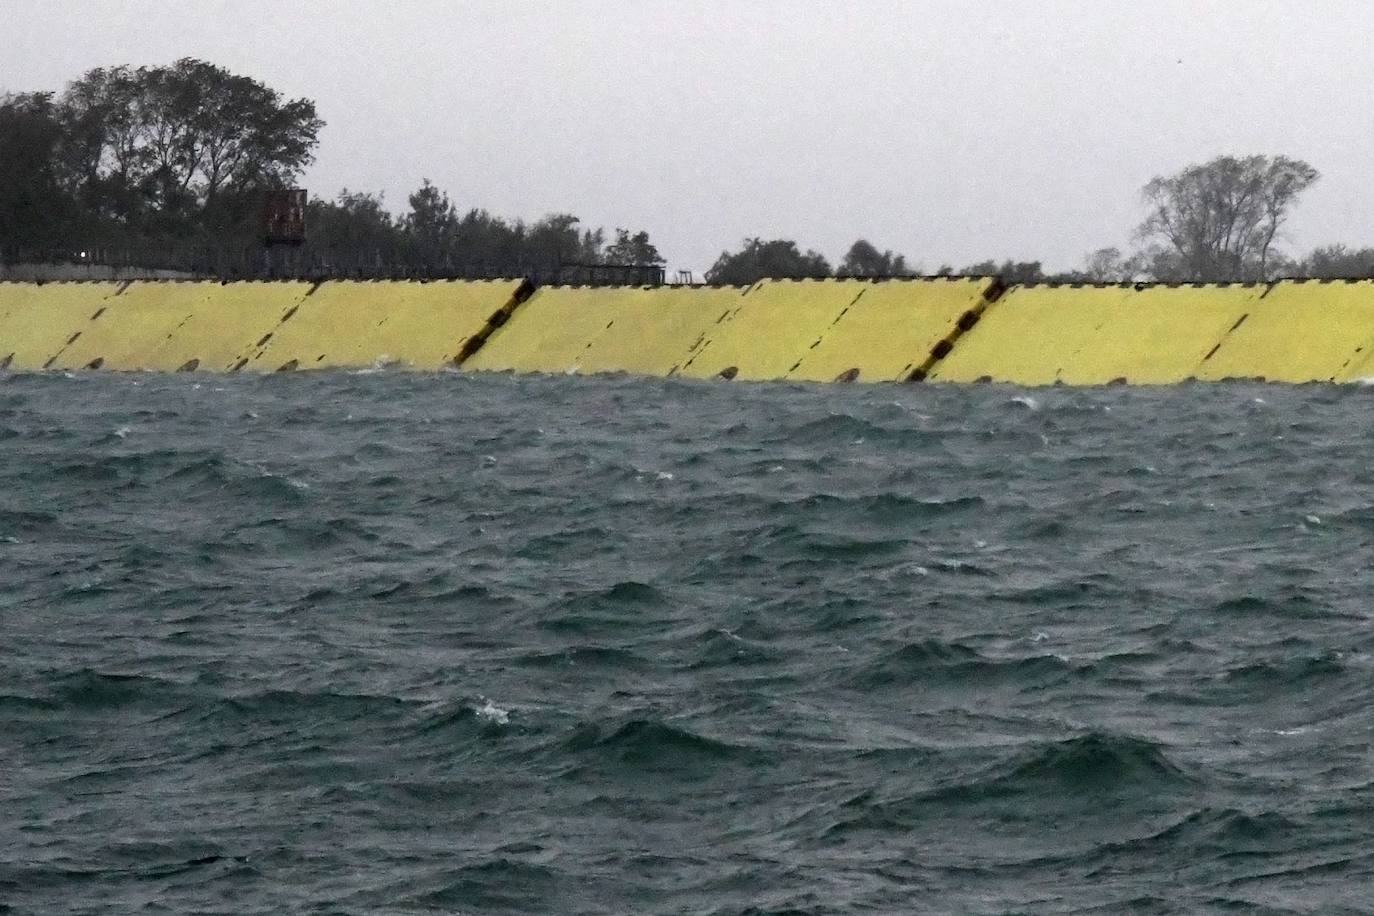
[466, 285, 747, 376]
[48, 281, 188, 370]
[786, 277, 997, 383]
[145, 282, 314, 371]
[932, 283, 1261, 385]
[247, 279, 524, 371]
[577, 286, 751, 376]
[14, 276, 1374, 385]
[1191, 280, 1374, 383]
[0, 281, 124, 370]
[930, 284, 1117, 384]
[676, 279, 869, 381]
[463, 286, 646, 374]
[1078, 285, 1261, 384]
[47, 281, 309, 371]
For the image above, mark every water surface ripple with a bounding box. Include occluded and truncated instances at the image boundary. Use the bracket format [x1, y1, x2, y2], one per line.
[3, 373, 1373, 914]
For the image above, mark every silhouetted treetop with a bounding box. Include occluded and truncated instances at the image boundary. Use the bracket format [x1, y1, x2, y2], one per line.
[705, 238, 831, 284]
[605, 229, 665, 267]
[960, 259, 1047, 284]
[838, 240, 909, 277]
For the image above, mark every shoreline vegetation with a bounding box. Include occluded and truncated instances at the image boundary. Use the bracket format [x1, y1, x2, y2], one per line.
[4, 60, 1374, 284]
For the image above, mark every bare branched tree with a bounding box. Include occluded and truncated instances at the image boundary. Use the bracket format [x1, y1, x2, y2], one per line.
[1135, 155, 1318, 282]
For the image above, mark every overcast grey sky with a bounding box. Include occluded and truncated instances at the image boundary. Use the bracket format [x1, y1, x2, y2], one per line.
[7, 1, 1374, 273]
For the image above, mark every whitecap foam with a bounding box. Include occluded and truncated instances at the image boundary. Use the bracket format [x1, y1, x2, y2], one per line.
[474, 698, 510, 725]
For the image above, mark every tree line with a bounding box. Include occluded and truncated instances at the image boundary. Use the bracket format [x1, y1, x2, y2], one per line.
[3, 61, 1372, 283]
[0, 60, 321, 250]
[0, 60, 665, 275]
[304, 181, 664, 275]
[708, 155, 1372, 284]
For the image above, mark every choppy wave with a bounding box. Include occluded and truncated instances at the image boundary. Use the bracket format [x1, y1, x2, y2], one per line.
[4, 372, 1374, 913]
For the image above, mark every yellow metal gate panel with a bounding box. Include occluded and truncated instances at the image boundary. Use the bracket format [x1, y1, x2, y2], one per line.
[677, 279, 869, 381]
[48, 281, 314, 371]
[0, 282, 125, 370]
[143, 282, 316, 372]
[1194, 280, 1374, 383]
[575, 286, 749, 377]
[246, 280, 524, 371]
[1061, 284, 1259, 385]
[930, 285, 1120, 385]
[463, 286, 644, 374]
[787, 277, 996, 383]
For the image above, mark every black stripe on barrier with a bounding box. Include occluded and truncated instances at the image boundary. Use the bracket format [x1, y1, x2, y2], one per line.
[451, 278, 537, 367]
[906, 276, 1005, 383]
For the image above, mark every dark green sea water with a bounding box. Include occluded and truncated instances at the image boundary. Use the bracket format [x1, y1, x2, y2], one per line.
[3, 372, 1374, 914]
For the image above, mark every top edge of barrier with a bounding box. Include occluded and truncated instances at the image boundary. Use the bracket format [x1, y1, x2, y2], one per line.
[11, 275, 1373, 290]
[1268, 276, 1374, 285]
[531, 283, 750, 291]
[748, 274, 997, 283]
[858, 273, 998, 283]
[1012, 280, 1268, 291]
[0, 277, 322, 285]
[339, 277, 521, 284]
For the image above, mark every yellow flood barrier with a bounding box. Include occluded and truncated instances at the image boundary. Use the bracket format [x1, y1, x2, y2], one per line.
[786, 277, 998, 383]
[676, 279, 870, 381]
[145, 282, 314, 372]
[0, 281, 123, 370]
[462, 286, 645, 374]
[932, 283, 1262, 385]
[927, 284, 1114, 385]
[246, 279, 525, 371]
[577, 286, 749, 377]
[49, 281, 316, 371]
[465, 285, 750, 376]
[1192, 279, 1374, 383]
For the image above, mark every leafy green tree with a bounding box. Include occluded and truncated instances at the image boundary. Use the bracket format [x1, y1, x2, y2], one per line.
[0, 93, 73, 251]
[305, 190, 403, 265]
[524, 214, 604, 268]
[402, 179, 458, 264]
[452, 208, 524, 269]
[961, 259, 1046, 284]
[1294, 244, 1374, 279]
[54, 66, 146, 228]
[604, 228, 664, 266]
[838, 239, 908, 277]
[45, 59, 322, 240]
[705, 238, 831, 284]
